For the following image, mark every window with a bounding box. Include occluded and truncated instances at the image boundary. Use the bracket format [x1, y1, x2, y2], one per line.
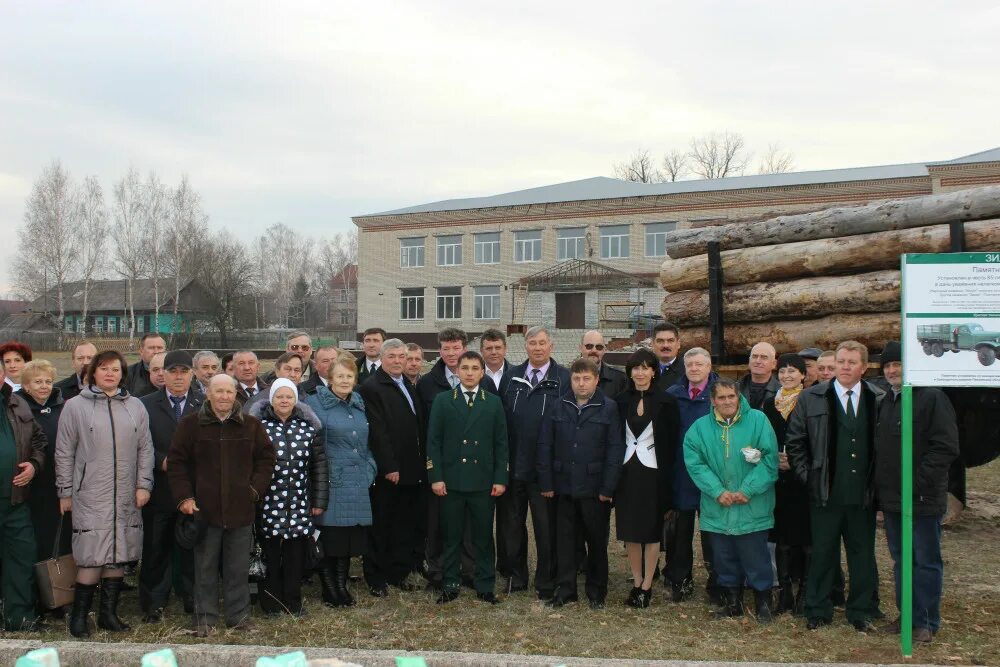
[645, 221, 677, 257]
[400, 237, 425, 268]
[107, 316, 118, 333]
[437, 235, 462, 266]
[600, 225, 630, 259]
[339, 311, 351, 325]
[474, 285, 500, 320]
[64, 316, 73, 332]
[94, 316, 104, 333]
[474, 232, 500, 264]
[514, 230, 542, 262]
[400, 288, 424, 320]
[336, 289, 348, 303]
[137, 315, 145, 333]
[436, 287, 462, 320]
[557, 227, 586, 261]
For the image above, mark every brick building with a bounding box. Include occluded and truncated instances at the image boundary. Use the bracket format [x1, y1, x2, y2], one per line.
[352, 147, 1000, 345]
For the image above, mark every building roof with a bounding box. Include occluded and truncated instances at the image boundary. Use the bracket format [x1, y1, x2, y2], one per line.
[357, 147, 1000, 219]
[514, 259, 657, 291]
[28, 278, 207, 314]
[0, 299, 29, 315]
[329, 264, 358, 288]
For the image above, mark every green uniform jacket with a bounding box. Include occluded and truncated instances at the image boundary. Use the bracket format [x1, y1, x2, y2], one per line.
[426, 386, 509, 492]
[683, 395, 779, 535]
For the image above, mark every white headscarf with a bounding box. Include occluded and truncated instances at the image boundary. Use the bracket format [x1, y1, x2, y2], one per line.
[269, 378, 299, 403]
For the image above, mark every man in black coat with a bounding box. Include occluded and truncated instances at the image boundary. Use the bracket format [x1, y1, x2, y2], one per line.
[138, 350, 203, 622]
[579, 330, 626, 399]
[500, 325, 570, 598]
[298, 345, 338, 396]
[126, 333, 166, 398]
[416, 328, 477, 590]
[652, 322, 684, 391]
[356, 327, 386, 384]
[874, 341, 958, 643]
[479, 329, 510, 394]
[738, 341, 781, 410]
[358, 338, 426, 596]
[537, 357, 624, 608]
[232, 350, 269, 406]
[54, 340, 97, 401]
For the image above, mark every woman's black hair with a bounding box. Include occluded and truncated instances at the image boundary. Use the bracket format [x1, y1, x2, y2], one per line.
[87, 350, 128, 388]
[624, 348, 660, 391]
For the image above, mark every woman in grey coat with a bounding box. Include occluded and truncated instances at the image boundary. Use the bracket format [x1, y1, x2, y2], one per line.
[55, 350, 154, 638]
[304, 355, 377, 608]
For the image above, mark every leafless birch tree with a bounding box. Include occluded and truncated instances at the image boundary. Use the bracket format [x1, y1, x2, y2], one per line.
[75, 175, 109, 333]
[688, 131, 751, 179]
[113, 166, 147, 340]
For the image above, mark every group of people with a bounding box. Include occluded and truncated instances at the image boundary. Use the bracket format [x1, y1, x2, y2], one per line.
[0, 322, 958, 643]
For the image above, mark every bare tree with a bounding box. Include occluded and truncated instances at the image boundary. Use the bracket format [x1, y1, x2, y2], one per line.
[688, 131, 751, 179]
[141, 172, 168, 333]
[165, 174, 209, 344]
[257, 222, 315, 327]
[197, 230, 255, 347]
[757, 142, 796, 175]
[13, 161, 78, 333]
[75, 175, 109, 333]
[662, 149, 689, 182]
[113, 166, 147, 340]
[613, 149, 664, 183]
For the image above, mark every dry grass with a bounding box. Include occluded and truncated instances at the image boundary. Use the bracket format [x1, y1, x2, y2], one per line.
[17, 350, 1000, 664]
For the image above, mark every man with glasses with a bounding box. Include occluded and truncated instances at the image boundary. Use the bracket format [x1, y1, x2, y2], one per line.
[264, 332, 314, 383]
[579, 330, 626, 399]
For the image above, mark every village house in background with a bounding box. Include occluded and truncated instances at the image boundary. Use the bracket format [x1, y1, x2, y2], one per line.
[326, 263, 358, 342]
[352, 147, 1000, 347]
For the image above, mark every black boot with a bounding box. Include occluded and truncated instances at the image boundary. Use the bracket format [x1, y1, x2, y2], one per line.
[69, 583, 97, 638]
[774, 546, 794, 614]
[97, 577, 131, 631]
[334, 557, 355, 607]
[713, 587, 744, 618]
[754, 589, 773, 624]
[317, 562, 342, 608]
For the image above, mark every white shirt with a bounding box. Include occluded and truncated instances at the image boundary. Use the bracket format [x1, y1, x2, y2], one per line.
[4, 377, 20, 392]
[624, 421, 657, 469]
[444, 366, 460, 388]
[365, 359, 382, 374]
[834, 380, 862, 415]
[484, 363, 505, 390]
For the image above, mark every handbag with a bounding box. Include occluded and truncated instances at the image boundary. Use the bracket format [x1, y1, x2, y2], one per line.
[248, 525, 267, 580]
[34, 514, 77, 609]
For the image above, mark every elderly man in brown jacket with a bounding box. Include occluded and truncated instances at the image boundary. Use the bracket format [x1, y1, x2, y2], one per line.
[167, 374, 275, 637]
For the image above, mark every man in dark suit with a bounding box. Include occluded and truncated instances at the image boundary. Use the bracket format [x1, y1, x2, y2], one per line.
[358, 338, 426, 596]
[54, 340, 97, 401]
[737, 341, 780, 410]
[579, 330, 626, 399]
[127, 333, 166, 398]
[298, 345, 338, 396]
[232, 350, 268, 406]
[500, 325, 570, 598]
[427, 351, 509, 604]
[652, 322, 683, 391]
[138, 350, 203, 623]
[479, 329, 510, 394]
[786, 340, 885, 632]
[416, 328, 474, 590]
[356, 327, 386, 384]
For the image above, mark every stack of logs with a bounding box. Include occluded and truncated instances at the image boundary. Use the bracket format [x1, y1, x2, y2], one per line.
[659, 185, 1000, 355]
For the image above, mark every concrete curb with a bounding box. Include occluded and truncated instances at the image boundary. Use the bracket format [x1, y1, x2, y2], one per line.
[0, 639, 943, 667]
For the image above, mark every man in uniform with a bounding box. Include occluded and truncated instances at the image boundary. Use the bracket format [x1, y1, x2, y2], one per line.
[427, 351, 508, 604]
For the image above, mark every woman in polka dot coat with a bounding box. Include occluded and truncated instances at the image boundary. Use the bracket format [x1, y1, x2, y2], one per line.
[252, 379, 328, 615]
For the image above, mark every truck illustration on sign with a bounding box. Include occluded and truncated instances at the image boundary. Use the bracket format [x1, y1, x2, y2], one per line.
[915, 323, 1000, 366]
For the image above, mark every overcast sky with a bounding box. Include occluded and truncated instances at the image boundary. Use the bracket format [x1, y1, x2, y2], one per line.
[2, 1, 998, 294]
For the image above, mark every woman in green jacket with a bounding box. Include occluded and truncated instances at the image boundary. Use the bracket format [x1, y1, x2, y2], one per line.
[683, 378, 778, 623]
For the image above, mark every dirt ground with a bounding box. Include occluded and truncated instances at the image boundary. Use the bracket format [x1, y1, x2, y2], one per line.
[16, 350, 1000, 664]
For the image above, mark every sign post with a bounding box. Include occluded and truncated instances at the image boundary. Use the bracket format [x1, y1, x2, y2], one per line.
[900, 251, 1000, 656]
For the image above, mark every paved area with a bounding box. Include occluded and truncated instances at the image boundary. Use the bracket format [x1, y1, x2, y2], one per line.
[0, 639, 943, 667]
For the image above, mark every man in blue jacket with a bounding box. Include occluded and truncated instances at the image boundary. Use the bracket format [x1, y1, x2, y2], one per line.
[665, 347, 721, 603]
[500, 325, 570, 598]
[538, 357, 624, 608]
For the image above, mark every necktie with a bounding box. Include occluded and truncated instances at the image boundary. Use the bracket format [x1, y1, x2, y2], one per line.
[690, 386, 701, 400]
[245, 385, 256, 397]
[449, 374, 459, 389]
[395, 377, 415, 414]
[530, 369, 540, 387]
[845, 389, 856, 418]
[170, 395, 184, 421]
[465, 391, 475, 407]
[369, 362, 376, 375]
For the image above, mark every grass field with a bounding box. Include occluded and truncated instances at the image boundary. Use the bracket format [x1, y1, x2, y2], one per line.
[14, 351, 1000, 664]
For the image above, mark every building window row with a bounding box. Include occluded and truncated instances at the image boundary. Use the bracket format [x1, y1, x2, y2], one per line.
[398, 286, 501, 321]
[399, 222, 677, 268]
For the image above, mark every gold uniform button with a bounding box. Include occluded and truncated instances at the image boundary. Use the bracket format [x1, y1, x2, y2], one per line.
[851, 453, 857, 458]
[462, 458, 467, 463]
[463, 439, 467, 444]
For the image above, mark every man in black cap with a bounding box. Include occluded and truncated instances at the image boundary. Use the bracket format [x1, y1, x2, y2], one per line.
[798, 348, 823, 388]
[139, 350, 204, 623]
[874, 341, 958, 643]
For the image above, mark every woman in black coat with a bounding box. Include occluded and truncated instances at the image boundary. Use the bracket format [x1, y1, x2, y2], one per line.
[614, 348, 679, 608]
[17, 361, 71, 561]
[760, 353, 810, 615]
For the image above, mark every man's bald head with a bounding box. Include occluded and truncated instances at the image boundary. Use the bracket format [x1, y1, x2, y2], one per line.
[579, 330, 608, 364]
[748, 341, 777, 382]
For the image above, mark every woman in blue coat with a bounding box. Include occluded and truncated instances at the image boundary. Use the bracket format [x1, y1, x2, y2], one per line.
[304, 355, 377, 608]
